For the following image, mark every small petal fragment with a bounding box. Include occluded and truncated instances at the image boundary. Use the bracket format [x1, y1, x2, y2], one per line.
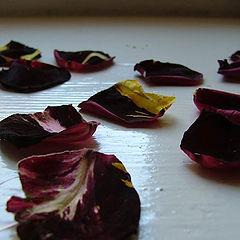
[194, 88, 240, 124]
[54, 49, 115, 71]
[78, 79, 176, 124]
[218, 59, 240, 80]
[7, 149, 141, 240]
[134, 60, 203, 85]
[180, 111, 240, 168]
[230, 50, 240, 62]
[0, 105, 98, 148]
[0, 60, 71, 92]
[0, 41, 41, 66]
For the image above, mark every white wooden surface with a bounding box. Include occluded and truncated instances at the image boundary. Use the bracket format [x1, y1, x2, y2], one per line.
[0, 17, 240, 240]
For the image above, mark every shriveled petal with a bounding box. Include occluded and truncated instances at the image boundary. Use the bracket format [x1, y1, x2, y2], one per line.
[194, 88, 240, 124]
[230, 50, 240, 62]
[0, 60, 71, 92]
[54, 49, 115, 72]
[218, 59, 240, 80]
[134, 60, 203, 85]
[0, 41, 41, 66]
[0, 105, 99, 147]
[7, 149, 140, 240]
[180, 111, 240, 168]
[79, 79, 176, 124]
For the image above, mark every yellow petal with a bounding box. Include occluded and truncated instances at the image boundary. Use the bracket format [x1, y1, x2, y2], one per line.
[115, 79, 176, 115]
[0, 45, 8, 52]
[112, 162, 128, 173]
[121, 179, 133, 188]
[82, 52, 108, 64]
[21, 50, 41, 61]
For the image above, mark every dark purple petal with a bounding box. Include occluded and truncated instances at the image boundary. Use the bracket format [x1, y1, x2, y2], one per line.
[0, 105, 99, 148]
[54, 49, 115, 72]
[218, 59, 240, 80]
[134, 60, 203, 85]
[180, 111, 240, 168]
[7, 149, 140, 240]
[230, 50, 240, 63]
[78, 79, 176, 125]
[0, 41, 41, 66]
[0, 60, 71, 92]
[194, 88, 240, 124]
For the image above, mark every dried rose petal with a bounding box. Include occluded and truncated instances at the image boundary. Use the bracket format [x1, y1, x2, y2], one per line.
[7, 149, 140, 240]
[230, 50, 240, 62]
[78, 79, 176, 124]
[194, 88, 240, 124]
[218, 59, 240, 80]
[0, 41, 41, 66]
[0, 105, 99, 148]
[134, 60, 203, 85]
[0, 60, 71, 92]
[54, 49, 115, 72]
[180, 111, 240, 168]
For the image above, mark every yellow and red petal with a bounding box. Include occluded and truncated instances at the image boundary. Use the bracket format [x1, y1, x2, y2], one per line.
[79, 79, 176, 124]
[0, 41, 41, 66]
[54, 49, 115, 72]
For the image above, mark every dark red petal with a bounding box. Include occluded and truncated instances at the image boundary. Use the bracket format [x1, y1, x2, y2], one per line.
[194, 88, 240, 124]
[6, 196, 35, 214]
[0, 41, 41, 66]
[0, 105, 99, 148]
[78, 80, 175, 125]
[54, 49, 115, 72]
[0, 60, 71, 92]
[7, 149, 140, 240]
[230, 50, 240, 63]
[180, 111, 240, 168]
[217, 59, 240, 80]
[134, 60, 203, 85]
[0, 114, 51, 147]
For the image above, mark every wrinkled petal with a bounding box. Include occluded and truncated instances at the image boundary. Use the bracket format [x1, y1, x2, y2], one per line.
[78, 79, 176, 124]
[134, 60, 203, 85]
[7, 149, 141, 240]
[194, 88, 240, 124]
[0, 105, 99, 148]
[230, 50, 240, 63]
[0, 41, 41, 66]
[0, 60, 71, 92]
[180, 111, 240, 168]
[218, 59, 240, 80]
[54, 49, 115, 72]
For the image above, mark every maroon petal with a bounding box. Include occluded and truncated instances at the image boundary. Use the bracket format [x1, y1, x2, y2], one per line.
[7, 149, 140, 240]
[0, 105, 99, 148]
[6, 196, 36, 213]
[218, 59, 240, 80]
[78, 79, 176, 125]
[0, 41, 41, 66]
[194, 88, 240, 124]
[54, 49, 115, 72]
[134, 60, 203, 85]
[0, 60, 71, 92]
[180, 111, 240, 168]
[230, 50, 240, 63]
